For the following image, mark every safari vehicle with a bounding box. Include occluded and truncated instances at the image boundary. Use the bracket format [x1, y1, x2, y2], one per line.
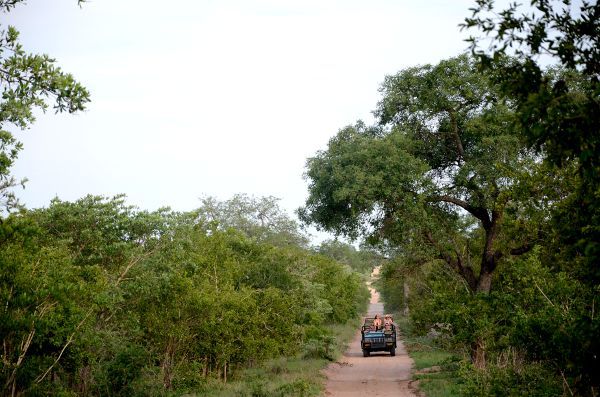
[360, 317, 397, 357]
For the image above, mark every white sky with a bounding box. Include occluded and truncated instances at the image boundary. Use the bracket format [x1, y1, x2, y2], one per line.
[4, 0, 477, 239]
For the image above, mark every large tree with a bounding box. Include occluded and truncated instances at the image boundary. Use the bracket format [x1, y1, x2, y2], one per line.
[461, 2, 599, 391]
[300, 55, 556, 296]
[462, 0, 600, 284]
[194, 194, 309, 248]
[0, 0, 89, 211]
[299, 55, 570, 367]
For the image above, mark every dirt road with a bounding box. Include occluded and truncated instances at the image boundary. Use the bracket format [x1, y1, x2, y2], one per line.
[323, 269, 418, 396]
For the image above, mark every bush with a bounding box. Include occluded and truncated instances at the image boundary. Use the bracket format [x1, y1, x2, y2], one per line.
[274, 379, 314, 397]
[459, 361, 563, 397]
[1, 196, 369, 395]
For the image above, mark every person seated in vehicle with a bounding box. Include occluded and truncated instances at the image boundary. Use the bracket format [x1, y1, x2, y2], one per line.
[384, 314, 394, 326]
[384, 314, 396, 333]
[372, 314, 382, 330]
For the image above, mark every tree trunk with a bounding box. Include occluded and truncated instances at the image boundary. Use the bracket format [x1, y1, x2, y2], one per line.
[403, 282, 410, 316]
[476, 210, 502, 294]
[162, 339, 176, 390]
[471, 338, 486, 369]
[76, 365, 91, 395]
[476, 270, 493, 294]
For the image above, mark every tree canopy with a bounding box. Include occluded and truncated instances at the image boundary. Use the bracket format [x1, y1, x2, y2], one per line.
[462, 0, 600, 285]
[0, 1, 89, 211]
[301, 54, 549, 295]
[195, 194, 309, 248]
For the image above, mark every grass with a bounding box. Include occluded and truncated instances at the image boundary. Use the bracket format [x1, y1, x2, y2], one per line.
[393, 315, 464, 397]
[193, 318, 361, 397]
[414, 371, 463, 397]
[411, 348, 457, 370]
[204, 356, 324, 397]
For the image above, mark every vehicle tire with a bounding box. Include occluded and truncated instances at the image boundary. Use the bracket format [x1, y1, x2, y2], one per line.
[363, 349, 370, 357]
[389, 347, 396, 357]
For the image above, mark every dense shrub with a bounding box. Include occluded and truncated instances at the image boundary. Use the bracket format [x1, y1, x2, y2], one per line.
[378, 248, 599, 395]
[1, 195, 369, 395]
[459, 361, 562, 397]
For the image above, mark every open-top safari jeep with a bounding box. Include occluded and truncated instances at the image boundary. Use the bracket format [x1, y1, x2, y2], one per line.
[360, 317, 397, 357]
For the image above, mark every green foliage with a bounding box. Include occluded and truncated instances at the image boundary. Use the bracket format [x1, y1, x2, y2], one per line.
[302, 326, 335, 360]
[302, 46, 598, 393]
[315, 239, 381, 274]
[411, 350, 458, 372]
[462, 0, 600, 288]
[299, 120, 428, 242]
[0, 4, 89, 211]
[398, 318, 462, 397]
[210, 319, 360, 397]
[376, 259, 410, 313]
[380, 247, 598, 395]
[103, 345, 149, 395]
[300, 55, 554, 296]
[459, 4, 600, 392]
[0, 194, 368, 395]
[416, 371, 462, 397]
[195, 194, 309, 248]
[459, 361, 563, 397]
[273, 379, 313, 397]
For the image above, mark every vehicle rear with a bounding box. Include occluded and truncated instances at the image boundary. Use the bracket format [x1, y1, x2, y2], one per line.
[360, 317, 397, 357]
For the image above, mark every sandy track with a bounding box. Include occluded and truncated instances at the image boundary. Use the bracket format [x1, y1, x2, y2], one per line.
[322, 269, 418, 397]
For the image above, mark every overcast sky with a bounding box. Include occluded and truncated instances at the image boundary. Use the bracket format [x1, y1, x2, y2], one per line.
[4, 0, 479, 239]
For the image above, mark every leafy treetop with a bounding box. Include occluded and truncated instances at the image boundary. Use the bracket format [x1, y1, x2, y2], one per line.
[0, 0, 90, 211]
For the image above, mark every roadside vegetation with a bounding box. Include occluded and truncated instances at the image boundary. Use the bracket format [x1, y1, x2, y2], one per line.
[384, 311, 462, 397]
[1, 194, 371, 395]
[208, 318, 361, 397]
[0, 3, 375, 393]
[302, 2, 599, 396]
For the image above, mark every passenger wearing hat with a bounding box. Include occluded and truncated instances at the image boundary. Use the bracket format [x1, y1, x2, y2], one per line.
[383, 314, 394, 332]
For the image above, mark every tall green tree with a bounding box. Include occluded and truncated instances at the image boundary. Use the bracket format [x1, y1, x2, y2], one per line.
[462, 0, 600, 284]
[461, 3, 599, 393]
[0, 0, 89, 211]
[301, 55, 546, 294]
[316, 239, 380, 274]
[195, 194, 309, 248]
[299, 55, 565, 365]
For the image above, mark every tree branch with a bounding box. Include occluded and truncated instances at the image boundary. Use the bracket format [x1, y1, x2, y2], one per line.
[509, 243, 533, 256]
[424, 231, 477, 291]
[448, 109, 465, 161]
[5, 299, 56, 391]
[428, 195, 491, 229]
[35, 308, 94, 384]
